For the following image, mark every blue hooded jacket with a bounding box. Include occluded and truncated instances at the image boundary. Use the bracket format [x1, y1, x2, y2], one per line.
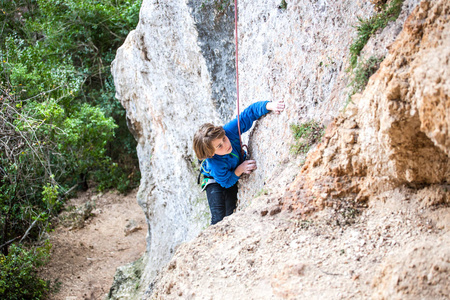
[201, 101, 270, 188]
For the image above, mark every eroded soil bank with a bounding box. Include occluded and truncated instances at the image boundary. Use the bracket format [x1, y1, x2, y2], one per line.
[150, 186, 449, 299]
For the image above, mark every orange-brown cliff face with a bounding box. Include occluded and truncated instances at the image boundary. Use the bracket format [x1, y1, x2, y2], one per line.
[282, 0, 449, 217]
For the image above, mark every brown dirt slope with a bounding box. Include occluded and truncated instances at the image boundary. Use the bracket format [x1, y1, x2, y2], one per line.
[40, 190, 146, 300]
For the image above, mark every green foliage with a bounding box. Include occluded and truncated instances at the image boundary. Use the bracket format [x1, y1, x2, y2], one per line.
[346, 56, 384, 105]
[201, 0, 232, 11]
[279, 0, 288, 10]
[1, 0, 141, 193]
[290, 121, 324, 155]
[59, 103, 117, 173]
[0, 88, 64, 248]
[31, 0, 141, 100]
[0, 243, 51, 299]
[93, 162, 140, 194]
[42, 181, 60, 211]
[254, 189, 269, 198]
[349, 0, 404, 69]
[0, 1, 141, 297]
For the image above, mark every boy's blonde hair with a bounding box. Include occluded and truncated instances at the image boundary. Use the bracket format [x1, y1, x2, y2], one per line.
[193, 123, 225, 160]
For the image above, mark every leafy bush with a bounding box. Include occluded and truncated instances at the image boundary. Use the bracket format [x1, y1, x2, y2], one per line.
[279, 0, 288, 10]
[0, 1, 142, 297]
[349, 0, 404, 69]
[201, 0, 232, 11]
[0, 244, 51, 299]
[290, 121, 325, 155]
[1, 0, 142, 195]
[59, 104, 118, 174]
[0, 87, 63, 248]
[31, 0, 142, 101]
[347, 56, 384, 105]
[94, 162, 141, 194]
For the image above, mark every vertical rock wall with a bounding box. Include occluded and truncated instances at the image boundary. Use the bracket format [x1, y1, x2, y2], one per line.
[234, 0, 391, 202]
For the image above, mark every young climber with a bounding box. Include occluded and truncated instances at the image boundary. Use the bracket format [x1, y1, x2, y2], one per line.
[193, 100, 285, 225]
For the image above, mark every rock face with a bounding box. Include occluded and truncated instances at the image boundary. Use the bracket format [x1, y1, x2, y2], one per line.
[283, 0, 450, 213]
[111, 0, 449, 298]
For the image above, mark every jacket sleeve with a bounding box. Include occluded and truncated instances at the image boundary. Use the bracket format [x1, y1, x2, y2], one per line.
[223, 101, 270, 138]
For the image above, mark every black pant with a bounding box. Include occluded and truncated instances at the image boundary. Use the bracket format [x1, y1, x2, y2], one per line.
[205, 183, 238, 225]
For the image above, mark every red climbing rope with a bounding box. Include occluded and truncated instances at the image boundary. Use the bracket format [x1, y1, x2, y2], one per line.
[234, 0, 247, 159]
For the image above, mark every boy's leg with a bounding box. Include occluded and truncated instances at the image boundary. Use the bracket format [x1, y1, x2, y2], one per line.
[206, 183, 226, 225]
[224, 183, 238, 217]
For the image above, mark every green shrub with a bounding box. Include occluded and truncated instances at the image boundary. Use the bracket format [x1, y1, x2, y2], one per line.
[0, 2, 143, 297]
[349, 0, 404, 69]
[347, 56, 384, 105]
[201, 0, 232, 11]
[93, 162, 141, 194]
[0, 0, 141, 271]
[1, 0, 142, 195]
[0, 244, 51, 299]
[279, 0, 288, 10]
[290, 121, 325, 155]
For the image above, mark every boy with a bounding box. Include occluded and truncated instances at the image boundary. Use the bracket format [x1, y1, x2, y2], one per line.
[193, 100, 285, 225]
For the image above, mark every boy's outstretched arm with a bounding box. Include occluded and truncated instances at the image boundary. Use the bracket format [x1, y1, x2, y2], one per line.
[225, 100, 285, 137]
[266, 100, 285, 114]
[233, 100, 284, 176]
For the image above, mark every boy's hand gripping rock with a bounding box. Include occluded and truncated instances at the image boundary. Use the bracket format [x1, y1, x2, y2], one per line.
[235, 160, 257, 176]
[266, 100, 285, 114]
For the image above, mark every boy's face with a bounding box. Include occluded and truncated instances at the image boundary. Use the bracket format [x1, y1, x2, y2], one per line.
[211, 135, 232, 156]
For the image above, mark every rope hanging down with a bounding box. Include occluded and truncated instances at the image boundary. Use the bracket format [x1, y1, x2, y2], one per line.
[234, 0, 247, 159]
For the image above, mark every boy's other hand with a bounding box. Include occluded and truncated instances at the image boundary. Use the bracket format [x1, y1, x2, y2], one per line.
[235, 160, 257, 176]
[266, 100, 285, 114]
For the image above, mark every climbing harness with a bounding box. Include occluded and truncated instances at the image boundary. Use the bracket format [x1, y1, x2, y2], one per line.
[234, 0, 248, 159]
[197, 160, 216, 191]
[201, 178, 216, 191]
